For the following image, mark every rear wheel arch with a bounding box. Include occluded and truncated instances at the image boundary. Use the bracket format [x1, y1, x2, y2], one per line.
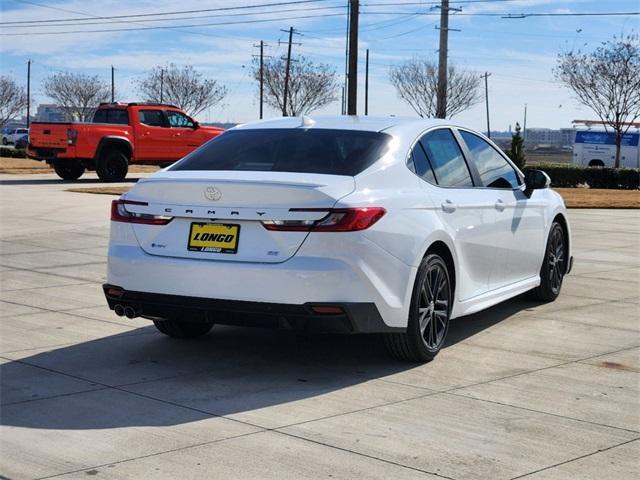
[424, 240, 456, 302]
[95, 137, 132, 163]
[552, 213, 570, 271]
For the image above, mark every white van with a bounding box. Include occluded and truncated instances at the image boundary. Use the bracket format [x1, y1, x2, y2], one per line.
[573, 129, 640, 168]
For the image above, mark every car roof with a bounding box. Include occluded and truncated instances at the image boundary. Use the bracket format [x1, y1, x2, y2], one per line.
[232, 115, 462, 133]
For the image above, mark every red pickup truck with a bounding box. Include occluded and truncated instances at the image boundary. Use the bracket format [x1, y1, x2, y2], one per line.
[28, 103, 224, 182]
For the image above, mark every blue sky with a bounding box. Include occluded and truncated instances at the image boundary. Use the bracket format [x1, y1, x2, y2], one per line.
[1, 0, 638, 130]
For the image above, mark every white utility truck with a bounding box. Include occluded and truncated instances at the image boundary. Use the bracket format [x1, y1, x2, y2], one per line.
[572, 120, 640, 168]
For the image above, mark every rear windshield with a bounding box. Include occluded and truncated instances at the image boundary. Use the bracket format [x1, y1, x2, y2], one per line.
[92, 109, 130, 125]
[171, 128, 391, 176]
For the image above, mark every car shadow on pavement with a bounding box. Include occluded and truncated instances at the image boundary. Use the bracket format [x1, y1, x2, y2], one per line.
[0, 294, 535, 431]
[0, 177, 142, 186]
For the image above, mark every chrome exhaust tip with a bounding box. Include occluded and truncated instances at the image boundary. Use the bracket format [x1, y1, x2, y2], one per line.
[114, 304, 125, 317]
[123, 306, 138, 319]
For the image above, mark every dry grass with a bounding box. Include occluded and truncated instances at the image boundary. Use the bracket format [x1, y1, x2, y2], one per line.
[66, 186, 129, 195]
[526, 152, 573, 164]
[66, 185, 638, 209]
[556, 188, 639, 209]
[0, 157, 51, 174]
[0, 156, 160, 175]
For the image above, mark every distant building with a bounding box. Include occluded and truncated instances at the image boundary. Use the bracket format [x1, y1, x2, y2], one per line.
[35, 104, 67, 122]
[525, 128, 575, 147]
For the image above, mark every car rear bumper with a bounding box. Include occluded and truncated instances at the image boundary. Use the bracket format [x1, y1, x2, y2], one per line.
[103, 284, 403, 334]
[106, 223, 417, 330]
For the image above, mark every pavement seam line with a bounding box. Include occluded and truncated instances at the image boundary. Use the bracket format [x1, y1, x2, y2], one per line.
[442, 391, 640, 435]
[0, 298, 144, 329]
[271, 429, 457, 480]
[34, 430, 267, 480]
[1, 386, 111, 407]
[508, 437, 640, 480]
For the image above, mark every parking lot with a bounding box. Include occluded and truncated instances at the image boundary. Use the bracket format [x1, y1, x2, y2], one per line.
[0, 172, 638, 479]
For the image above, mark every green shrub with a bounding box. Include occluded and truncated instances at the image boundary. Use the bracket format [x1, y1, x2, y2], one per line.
[525, 164, 639, 190]
[0, 147, 27, 158]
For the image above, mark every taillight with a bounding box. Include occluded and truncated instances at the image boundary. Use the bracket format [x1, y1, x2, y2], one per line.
[110, 199, 172, 225]
[262, 207, 386, 232]
[67, 128, 78, 146]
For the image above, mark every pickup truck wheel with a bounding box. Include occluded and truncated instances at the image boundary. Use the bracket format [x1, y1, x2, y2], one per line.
[53, 161, 85, 180]
[97, 149, 129, 182]
[1, 138, 7, 145]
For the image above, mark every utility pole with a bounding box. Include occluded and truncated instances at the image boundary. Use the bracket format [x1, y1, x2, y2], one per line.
[26, 59, 31, 128]
[160, 68, 164, 103]
[343, 1, 350, 115]
[253, 41, 271, 119]
[259, 41, 264, 119]
[435, 0, 449, 119]
[435, 1, 460, 119]
[523, 103, 528, 142]
[365, 48, 369, 116]
[111, 66, 115, 103]
[347, 0, 359, 115]
[481, 72, 491, 138]
[280, 26, 301, 116]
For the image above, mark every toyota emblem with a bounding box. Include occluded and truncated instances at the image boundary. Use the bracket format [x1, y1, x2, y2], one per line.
[204, 186, 222, 201]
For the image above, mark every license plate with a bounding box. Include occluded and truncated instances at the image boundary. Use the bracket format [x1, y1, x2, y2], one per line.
[188, 223, 240, 254]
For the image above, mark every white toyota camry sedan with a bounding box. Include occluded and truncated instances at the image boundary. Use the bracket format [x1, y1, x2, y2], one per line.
[104, 116, 572, 362]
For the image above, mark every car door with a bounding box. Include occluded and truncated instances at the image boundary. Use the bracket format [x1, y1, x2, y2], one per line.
[457, 129, 545, 289]
[414, 128, 500, 302]
[166, 110, 200, 159]
[135, 109, 175, 161]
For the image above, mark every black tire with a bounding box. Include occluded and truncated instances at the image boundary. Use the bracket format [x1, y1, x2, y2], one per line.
[588, 160, 604, 167]
[2, 137, 7, 145]
[531, 222, 567, 302]
[384, 254, 452, 363]
[54, 161, 85, 180]
[152, 318, 214, 339]
[96, 149, 129, 182]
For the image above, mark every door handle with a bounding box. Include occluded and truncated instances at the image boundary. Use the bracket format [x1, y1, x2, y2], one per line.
[441, 200, 457, 213]
[494, 199, 506, 212]
[174, 133, 182, 137]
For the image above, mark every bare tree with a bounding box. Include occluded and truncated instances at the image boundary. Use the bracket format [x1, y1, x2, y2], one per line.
[44, 72, 111, 121]
[137, 64, 227, 117]
[255, 56, 339, 116]
[389, 57, 481, 118]
[0, 76, 29, 128]
[555, 34, 640, 168]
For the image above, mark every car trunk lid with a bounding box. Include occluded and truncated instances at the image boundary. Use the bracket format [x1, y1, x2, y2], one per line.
[125, 171, 355, 263]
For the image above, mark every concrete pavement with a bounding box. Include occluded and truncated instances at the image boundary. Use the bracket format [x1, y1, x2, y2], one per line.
[1, 173, 638, 479]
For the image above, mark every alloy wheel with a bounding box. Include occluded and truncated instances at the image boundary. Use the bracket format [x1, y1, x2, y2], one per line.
[548, 226, 565, 294]
[418, 262, 450, 350]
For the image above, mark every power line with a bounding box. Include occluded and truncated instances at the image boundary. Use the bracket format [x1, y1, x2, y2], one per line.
[5, 0, 336, 24]
[2, 5, 348, 29]
[0, 13, 346, 36]
[361, 11, 640, 17]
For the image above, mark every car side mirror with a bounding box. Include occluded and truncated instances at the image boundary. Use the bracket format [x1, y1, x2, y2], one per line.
[192, 120, 199, 129]
[524, 169, 551, 196]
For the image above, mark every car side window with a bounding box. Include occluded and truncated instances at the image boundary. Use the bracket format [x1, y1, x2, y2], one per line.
[459, 131, 520, 189]
[138, 110, 165, 127]
[409, 142, 437, 184]
[167, 111, 195, 128]
[419, 129, 474, 187]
